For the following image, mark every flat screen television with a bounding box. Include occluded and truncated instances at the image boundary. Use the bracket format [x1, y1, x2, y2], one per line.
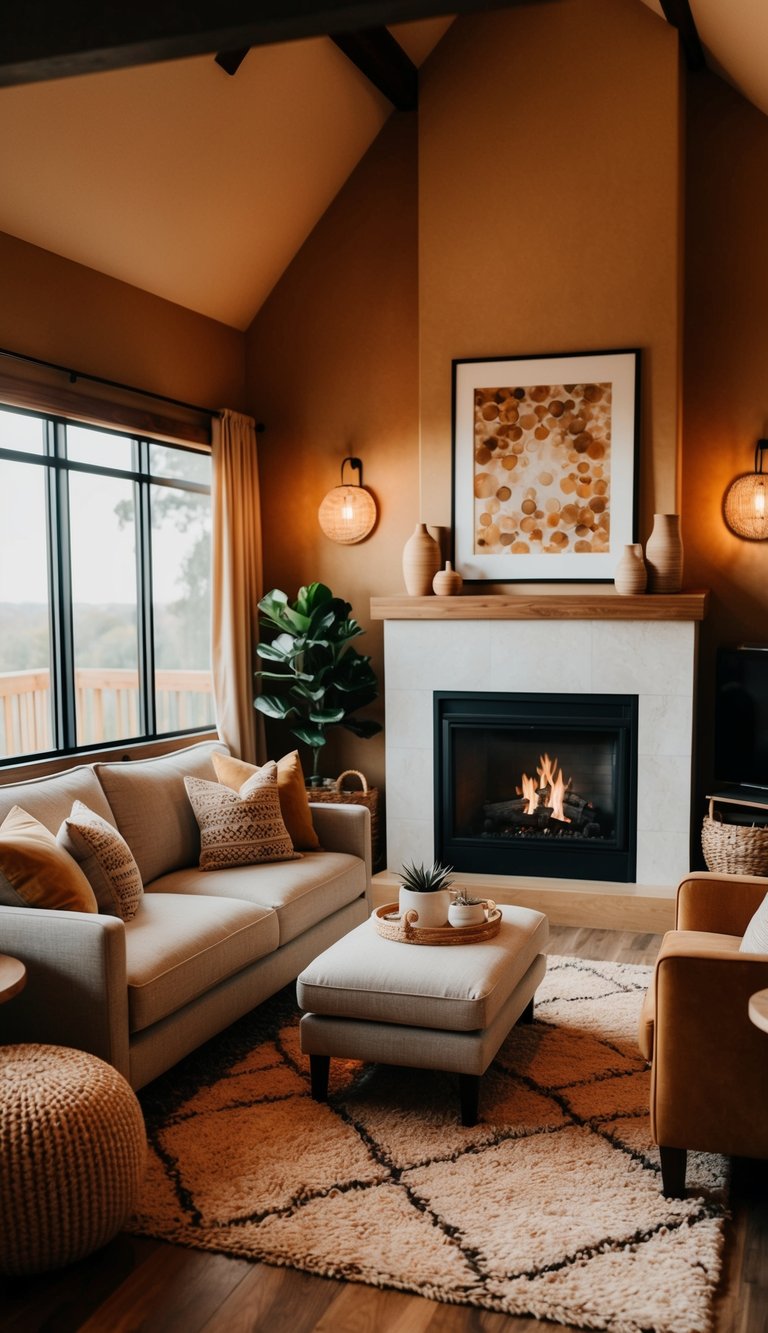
[715, 645, 768, 792]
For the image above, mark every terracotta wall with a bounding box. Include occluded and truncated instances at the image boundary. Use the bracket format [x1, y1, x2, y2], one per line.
[419, 0, 682, 551]
[683, 72, 768, 803]
[245, 114, 420, 787]
[0, 230, 246, 411]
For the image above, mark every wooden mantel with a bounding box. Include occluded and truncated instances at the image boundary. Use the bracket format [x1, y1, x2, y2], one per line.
[370, 590, 709, 621]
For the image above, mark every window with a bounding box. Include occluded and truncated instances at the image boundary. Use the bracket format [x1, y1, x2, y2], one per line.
[0, 406, 213, 763]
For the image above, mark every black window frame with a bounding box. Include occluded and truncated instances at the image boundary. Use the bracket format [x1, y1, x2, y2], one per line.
[0, 404, 214, 766]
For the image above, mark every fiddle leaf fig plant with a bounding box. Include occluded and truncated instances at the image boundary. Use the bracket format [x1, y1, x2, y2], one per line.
[254, 582, 381, 780]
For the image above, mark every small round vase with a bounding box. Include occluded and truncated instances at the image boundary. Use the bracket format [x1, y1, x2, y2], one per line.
[402, 523, 441, 596]
[645, 513, 683, 593]
[398, 887, 450, 928]
[614, 543, 647, 595]
[432, 560, 463, 596]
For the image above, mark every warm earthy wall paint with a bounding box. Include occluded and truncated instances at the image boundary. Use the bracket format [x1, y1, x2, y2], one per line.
[419, 0, 682, 552]
[0, 230, 246, 411]
[683, 72, 768, 810]
[245, 114, 419, 789]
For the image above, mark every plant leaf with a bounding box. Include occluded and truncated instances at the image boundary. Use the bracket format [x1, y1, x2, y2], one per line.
[254, 694, 294, 720]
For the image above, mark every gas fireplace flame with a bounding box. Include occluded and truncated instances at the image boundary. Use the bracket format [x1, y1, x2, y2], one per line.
[517, 753, 572, 822]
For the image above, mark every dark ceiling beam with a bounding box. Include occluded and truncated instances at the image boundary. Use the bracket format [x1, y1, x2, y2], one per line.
[332, 27, 417, 110]
[658, 0, 706, 72]
[0, 1, 527, 88]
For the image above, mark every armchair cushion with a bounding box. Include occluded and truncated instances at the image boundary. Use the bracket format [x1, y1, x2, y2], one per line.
[740, 890, 768, 953]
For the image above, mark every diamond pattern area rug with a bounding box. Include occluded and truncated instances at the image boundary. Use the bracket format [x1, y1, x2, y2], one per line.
[129, 956, 728, 1333]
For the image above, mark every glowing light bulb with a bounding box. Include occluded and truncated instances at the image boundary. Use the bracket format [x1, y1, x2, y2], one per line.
[756, 483, 765, 518]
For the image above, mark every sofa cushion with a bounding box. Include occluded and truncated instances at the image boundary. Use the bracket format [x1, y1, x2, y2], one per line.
[212, 750, 321, 851]
[0, 806, 98, 912]
[94, 740, 227, 885]
[147, 851, 366, 947]
[58, 801, 143, 921]
[124, 892, 279, 1033]
[0, 765, 116, 836]
[184, 767, 299, 870]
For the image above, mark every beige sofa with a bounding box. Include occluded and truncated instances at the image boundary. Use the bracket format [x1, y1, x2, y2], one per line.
[0, 740, 371, 1089]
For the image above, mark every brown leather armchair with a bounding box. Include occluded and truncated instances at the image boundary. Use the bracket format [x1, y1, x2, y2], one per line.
[638, 871, 768, 1197]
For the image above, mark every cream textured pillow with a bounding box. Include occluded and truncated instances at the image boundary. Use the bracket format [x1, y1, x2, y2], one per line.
[212, 749, 321, 851]
[184, 764, 300, 870]
[740, 891, 768, 954]
[0, 805, 98, 913]
[57, 801, 143, 921]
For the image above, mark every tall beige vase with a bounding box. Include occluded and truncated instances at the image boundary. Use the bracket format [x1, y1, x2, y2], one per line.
[402, 523, 440, 595]
[645, 513, 683, 593]
[614, 543, 647, 594]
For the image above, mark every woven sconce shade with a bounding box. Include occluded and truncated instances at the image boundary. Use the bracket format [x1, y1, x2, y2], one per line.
[724, 441, 768, 540]
[318, 457, 377, 544]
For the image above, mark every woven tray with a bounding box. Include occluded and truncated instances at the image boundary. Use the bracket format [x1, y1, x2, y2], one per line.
[373, 902, 501, 946]
[702, 804, 768, 876]
[307, 770, 382, 866]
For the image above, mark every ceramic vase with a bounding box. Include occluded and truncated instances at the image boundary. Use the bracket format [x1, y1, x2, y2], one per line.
[402, 523, 441, 596]
[432, 560, 463, 596]
[614, 543, 647, 595]
[645, 513, 683, 593]
[398, 886, 450, 928]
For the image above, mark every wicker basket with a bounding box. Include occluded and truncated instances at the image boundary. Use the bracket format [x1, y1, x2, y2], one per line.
[702, 799, 768, 876]
[307, 770, 382, 867]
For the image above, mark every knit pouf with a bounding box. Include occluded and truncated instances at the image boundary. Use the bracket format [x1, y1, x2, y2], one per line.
[0, 1044, 147, 1275]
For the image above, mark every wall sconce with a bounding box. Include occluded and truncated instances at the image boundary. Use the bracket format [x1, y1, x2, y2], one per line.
[724, 439, 768, 540]
[318, 456, 377, 544]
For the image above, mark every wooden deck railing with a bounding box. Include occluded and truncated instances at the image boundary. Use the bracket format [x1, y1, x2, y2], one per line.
[0, 667, 213, 759]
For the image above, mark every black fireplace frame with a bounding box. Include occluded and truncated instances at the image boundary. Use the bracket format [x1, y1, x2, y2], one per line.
[434, 691, 639, 882]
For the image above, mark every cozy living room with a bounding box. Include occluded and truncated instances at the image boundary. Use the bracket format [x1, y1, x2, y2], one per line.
[0, 3, 767, 1331]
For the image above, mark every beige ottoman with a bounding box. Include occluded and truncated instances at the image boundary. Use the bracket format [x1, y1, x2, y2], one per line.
[297, 904, 548, 1125]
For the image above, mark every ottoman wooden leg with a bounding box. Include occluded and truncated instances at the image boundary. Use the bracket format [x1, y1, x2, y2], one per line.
[309, 1054, 330, 1102]
[459, 1073, 480, 1127]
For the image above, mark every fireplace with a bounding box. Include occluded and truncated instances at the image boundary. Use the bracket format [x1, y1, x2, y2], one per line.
[435, 692, 638, 881]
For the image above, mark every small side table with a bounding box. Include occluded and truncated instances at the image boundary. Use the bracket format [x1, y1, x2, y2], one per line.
[748, 989, 768, 1035]
[0, 955, 26, 1005]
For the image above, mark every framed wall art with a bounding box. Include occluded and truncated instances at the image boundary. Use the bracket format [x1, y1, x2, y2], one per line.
[452, 349, 640, 581]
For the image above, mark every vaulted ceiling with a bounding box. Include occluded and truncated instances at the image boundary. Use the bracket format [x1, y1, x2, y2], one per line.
[0, 2, 766, 332]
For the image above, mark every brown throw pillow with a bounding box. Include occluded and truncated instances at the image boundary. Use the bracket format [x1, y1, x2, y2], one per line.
[212, 750, 320, 851]
[184, 764, 301, 870]
[58, 801, 143, 921]
[0, 805, 98, 913]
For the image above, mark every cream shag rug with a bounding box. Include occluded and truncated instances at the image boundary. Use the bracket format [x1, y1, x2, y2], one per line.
[129, 956, 728, 1333]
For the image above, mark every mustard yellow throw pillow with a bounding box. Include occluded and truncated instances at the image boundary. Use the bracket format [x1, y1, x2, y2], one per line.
[58, 801, 143, 921]
[212, 750, 320, 851]
[184, 764, 301, 870]
[0, 805, 98, 912]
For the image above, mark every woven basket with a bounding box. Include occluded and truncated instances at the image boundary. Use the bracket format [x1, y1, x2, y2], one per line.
[702, 800, 768, 876]
[307, 770, 381, 866]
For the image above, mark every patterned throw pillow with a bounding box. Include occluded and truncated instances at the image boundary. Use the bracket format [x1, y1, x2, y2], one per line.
[58, 801, 143, 921]
[740, 891, 768, 954]
[184, 763, 300, 870]
[0, 805, 98, 913]
[212, 749, 321, 851]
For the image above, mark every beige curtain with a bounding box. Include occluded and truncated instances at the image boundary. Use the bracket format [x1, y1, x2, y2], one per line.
[211, 409, 264, 764]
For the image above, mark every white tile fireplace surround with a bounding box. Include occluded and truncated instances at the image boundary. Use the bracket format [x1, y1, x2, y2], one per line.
[371, 593, 708, 891]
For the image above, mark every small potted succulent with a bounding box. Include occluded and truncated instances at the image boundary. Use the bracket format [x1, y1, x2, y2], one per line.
[398, 859, 454, 929]
[448, 889, 492, 928]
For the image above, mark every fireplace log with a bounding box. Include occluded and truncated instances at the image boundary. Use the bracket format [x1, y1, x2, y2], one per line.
[483, 798, 527, 821]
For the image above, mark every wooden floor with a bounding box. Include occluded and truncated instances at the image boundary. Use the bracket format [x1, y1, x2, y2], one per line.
[2, 925, 766, 1333]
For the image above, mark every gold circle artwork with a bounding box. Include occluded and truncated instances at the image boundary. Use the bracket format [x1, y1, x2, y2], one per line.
[318, 484, 377, 544]
[473, 381, 612, 556]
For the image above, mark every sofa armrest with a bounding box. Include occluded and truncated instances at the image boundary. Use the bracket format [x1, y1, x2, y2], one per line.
[675, 871, 768, 935]
[309, 802, 372, 887]
[649, 929, 768, 1157]
[0, 905, 130, 1080]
